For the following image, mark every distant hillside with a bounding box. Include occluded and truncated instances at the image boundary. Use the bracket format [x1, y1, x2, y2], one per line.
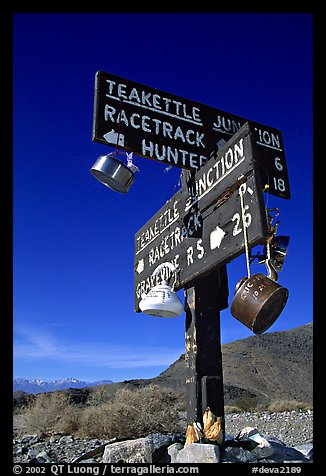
[153, 323, 313, 406]
[103, 323, 313, 407]
[221, 322, 313, 405]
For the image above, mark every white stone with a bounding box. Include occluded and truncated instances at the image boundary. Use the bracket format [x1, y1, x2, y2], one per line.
[176, 443, 220, 463]
[102, 438, 152, 463]
[167, 443, 183, 463]
[294, 443, 313, 457]
[36, 451, 51, 463]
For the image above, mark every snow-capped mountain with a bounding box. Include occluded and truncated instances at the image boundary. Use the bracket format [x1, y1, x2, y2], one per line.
[13, 377, 113, 394]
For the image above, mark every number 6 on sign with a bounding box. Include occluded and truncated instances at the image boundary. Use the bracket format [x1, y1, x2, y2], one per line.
[275, 156, 284, 171]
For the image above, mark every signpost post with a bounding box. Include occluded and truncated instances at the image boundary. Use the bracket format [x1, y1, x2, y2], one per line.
[92, 70, 290, 452]
[134, 123, 269, 445]
[184, 266, 227, 444]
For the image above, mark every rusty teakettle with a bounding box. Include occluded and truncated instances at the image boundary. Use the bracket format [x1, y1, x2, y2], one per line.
[231, 188, 289, 335]
[231, 272, 289, 335]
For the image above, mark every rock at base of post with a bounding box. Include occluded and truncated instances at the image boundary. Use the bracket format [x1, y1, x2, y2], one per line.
[176, 443, 220, 463]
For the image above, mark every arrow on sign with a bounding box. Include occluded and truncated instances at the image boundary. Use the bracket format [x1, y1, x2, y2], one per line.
[135, 259, 145, 274]
[210, 225, 226, 250]
[103, 129, 125, 146]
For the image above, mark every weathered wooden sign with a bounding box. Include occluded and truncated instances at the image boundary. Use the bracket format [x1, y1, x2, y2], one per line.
[134, 123, 269, 311]
[93, 70, 290, 199]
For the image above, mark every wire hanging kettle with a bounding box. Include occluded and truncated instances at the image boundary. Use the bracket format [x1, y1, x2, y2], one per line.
[230, 183, 289, 335]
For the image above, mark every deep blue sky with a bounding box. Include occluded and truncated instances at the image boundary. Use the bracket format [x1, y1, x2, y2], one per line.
[13, 12, 313, 382]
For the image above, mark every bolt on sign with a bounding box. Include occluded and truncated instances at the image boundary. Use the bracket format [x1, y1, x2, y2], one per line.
[93, 70, 290, 199]
[134, 123, 269, 312]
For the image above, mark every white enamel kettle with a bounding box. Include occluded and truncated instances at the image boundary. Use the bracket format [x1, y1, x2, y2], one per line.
[139, 262, 184, 318]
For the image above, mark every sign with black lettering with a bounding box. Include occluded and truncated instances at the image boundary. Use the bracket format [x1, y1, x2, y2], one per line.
[93, 71, 290, 199]
[134, 124, 269, 311]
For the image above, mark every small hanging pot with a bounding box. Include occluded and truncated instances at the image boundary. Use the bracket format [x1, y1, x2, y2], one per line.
[90, 153, 135, 193]
[231, 273, 289, 335]
[231, 182, 289, 334]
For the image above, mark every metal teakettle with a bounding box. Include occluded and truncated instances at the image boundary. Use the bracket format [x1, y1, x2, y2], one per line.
[90, 152, 135, 193]
[231, 199, 289, 334]
[138, 262, 184, 318]
[139, 280, 185, 318]
[231, 272, 289, 335]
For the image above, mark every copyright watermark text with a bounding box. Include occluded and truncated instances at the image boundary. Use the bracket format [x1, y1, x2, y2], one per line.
[13, 465, 199, 476]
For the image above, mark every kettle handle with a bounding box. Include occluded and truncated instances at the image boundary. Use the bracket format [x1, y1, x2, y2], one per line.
[152, 262, 180, 290]
[265, 236, 279, 282]
[265, 259, 279, 282]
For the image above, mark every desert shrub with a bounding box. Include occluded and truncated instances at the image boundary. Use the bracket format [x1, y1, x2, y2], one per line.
[77, 384, 185, 439]
[224, 405, 242, 413]
[77, 403, 112, 438]
[87, 385, 113, 406]
[18, 384, 185, 440]
[235, 394, 258, 412]
[267, 400, 312, 412]
[19, 392, 79, 437]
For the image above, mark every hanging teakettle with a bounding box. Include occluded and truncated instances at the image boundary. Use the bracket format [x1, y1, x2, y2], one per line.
[231, 271, 289, 335]
[90, 151, 137, 193]
[139, 262, 184, 318]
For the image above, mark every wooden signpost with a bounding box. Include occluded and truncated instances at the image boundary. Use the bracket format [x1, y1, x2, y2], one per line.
[133, 123, 270, 445]
[92, 71, 290, 450]
[134, 123, 269, 312]
[93, 70, 290, 199]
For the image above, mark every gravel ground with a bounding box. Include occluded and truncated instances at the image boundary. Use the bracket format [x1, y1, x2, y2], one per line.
[13, 410, 313, 463]
[224, 410, 313, 447]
